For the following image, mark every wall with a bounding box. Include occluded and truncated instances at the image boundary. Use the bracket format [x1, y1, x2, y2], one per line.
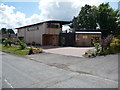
[75, 33, 101, 46]
[44, 23, 61, 34]
[17, 28, 25, 37]
[17, 22, 62, 45]
[25, 24, 45, 45]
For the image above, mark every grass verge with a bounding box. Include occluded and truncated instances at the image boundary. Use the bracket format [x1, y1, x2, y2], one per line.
[0, 44, 29, 55]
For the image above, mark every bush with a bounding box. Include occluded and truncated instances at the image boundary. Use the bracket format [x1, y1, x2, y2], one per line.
[84, 49, 97, 58]
[110, 38, 120, 47]
[94, 43, 102, 54]
[32, 41, 36, 46]
[28, 46, 43, 55]
[4, 38, 13, 46]
[84, 43, 102, 58]
[28, 46, 34, 55]
[103, 38, 120, 54]
[100, 35, 113, 49]
[0, 37, 6, 43]
[19, 41, 27, 50]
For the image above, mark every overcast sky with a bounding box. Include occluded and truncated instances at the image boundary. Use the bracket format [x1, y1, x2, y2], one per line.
[0, 0, 119, 32]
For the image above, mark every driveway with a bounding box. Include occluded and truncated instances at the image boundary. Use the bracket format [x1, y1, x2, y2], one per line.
[43, 46, 94, 57]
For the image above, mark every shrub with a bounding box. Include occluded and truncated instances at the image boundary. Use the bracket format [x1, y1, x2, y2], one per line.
[103, 38, 120, 54]
[84, 43, 102, 58]
[84, 49, 97, 57]
[32, 41, 36, 46]
[94, 43, 102, 54]
[4, 38, 13, 46]
[19, 41, 27, 50]
[28, 46, 43, 55]
[110, 38, 120, 47]
[0, 37, 6, 43]
[28, 46, 34, 55]
[100, 35, 113, 50]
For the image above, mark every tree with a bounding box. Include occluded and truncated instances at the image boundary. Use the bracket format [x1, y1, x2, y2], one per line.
[97, 3, 120, 34]
[0, 28, 15, 34]
[0, 28, 7, 34]
[72, 3, 120, 36]
[7, 29, 15, 34]
[75, 4, 98, 30]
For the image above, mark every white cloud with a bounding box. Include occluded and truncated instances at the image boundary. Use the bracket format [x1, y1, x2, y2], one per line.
[0, 3, 26, 29]
[39, 0, 116, 21]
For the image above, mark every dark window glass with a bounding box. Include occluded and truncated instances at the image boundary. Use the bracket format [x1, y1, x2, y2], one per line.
[47, 24, 59, 28]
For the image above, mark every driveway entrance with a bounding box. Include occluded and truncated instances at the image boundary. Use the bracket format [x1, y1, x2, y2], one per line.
[43, 47, 94, 57]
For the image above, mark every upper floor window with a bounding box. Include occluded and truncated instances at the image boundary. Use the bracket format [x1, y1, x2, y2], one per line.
[27, 26, 39, 31]
[47, 24, 59, 28]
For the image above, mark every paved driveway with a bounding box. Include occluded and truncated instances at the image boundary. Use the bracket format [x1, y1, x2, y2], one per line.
[43, 47, 94, 57]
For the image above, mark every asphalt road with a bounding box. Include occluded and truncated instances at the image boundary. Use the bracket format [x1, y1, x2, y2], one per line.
[0, 52, 2, 90]
[2, 52, 118, 88]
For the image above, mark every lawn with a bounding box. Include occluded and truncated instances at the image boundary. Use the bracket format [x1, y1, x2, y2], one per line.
[0, 44, 29, 55]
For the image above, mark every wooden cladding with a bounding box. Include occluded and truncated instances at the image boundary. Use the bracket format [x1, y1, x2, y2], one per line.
[42, 34, 59, 46]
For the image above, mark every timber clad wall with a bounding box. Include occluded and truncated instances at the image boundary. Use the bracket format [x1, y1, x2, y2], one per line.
[17, 22, 61, 45]
[75, 33, 101, 46]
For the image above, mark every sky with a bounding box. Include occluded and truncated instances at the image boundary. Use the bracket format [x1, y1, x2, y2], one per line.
[0, 0, 120, 32]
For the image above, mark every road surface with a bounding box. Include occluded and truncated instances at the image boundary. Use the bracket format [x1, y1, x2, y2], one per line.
[2, 52, 118, 88]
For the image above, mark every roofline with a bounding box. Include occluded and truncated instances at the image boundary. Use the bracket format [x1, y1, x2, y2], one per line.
[16, 20, 72, 29]
[75, 32, 101, 34]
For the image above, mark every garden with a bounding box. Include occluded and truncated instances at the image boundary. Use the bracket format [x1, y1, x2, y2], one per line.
[84, 35, 120, 58]
[0, 37, 43, 55]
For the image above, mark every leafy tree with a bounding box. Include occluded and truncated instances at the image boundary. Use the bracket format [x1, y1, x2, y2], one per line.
[97, 3, 120, 34]
[0, 28, 15, 34]
[7, 29, 15, 34]
[0, 28, 7, 34]
[72, 3, 120, 36]
[77, 5, 98, 29]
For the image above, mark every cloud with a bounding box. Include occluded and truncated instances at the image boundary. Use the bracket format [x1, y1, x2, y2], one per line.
[39, 0, 79, 21]
[38, 0, 110, 21]
[0, 3, 26, 29]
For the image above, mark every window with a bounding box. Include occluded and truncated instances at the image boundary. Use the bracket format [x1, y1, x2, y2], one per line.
[27, 26, 39, 31]
[47, 24, 59, 28]
[83, 35, 88, 39]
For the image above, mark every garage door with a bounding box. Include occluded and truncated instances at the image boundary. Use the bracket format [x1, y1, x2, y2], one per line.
[42, 34, 59, 46]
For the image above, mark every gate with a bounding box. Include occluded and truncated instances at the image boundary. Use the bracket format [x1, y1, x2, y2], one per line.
[59, 33, 75, 46]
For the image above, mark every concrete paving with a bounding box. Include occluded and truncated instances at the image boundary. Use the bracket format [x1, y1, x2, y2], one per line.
[43, 47, 94, 57]
[2, 52, 118, 88]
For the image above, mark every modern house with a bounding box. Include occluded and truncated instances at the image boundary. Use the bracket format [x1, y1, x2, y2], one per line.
[16, 20, 71, 46]
[16, 20, 102, 46]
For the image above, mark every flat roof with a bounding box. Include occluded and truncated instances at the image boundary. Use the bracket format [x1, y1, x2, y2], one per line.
[75, 31, 101, 34]
[16, 20, 71, 29]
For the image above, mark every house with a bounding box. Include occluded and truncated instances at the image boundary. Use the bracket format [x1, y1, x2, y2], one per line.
[16, 20, 102, 46]
[16, 20, 71, 46]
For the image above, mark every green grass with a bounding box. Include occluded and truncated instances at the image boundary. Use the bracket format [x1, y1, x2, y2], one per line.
[0, 44, 29, 55]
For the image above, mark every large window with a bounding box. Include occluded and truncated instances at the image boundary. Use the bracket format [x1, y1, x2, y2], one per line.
[27, 26, 39, 31]
[47, 24, 59, 28]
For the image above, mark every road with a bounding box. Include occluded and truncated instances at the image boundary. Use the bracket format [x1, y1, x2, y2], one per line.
[2, 52, 118, 88]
